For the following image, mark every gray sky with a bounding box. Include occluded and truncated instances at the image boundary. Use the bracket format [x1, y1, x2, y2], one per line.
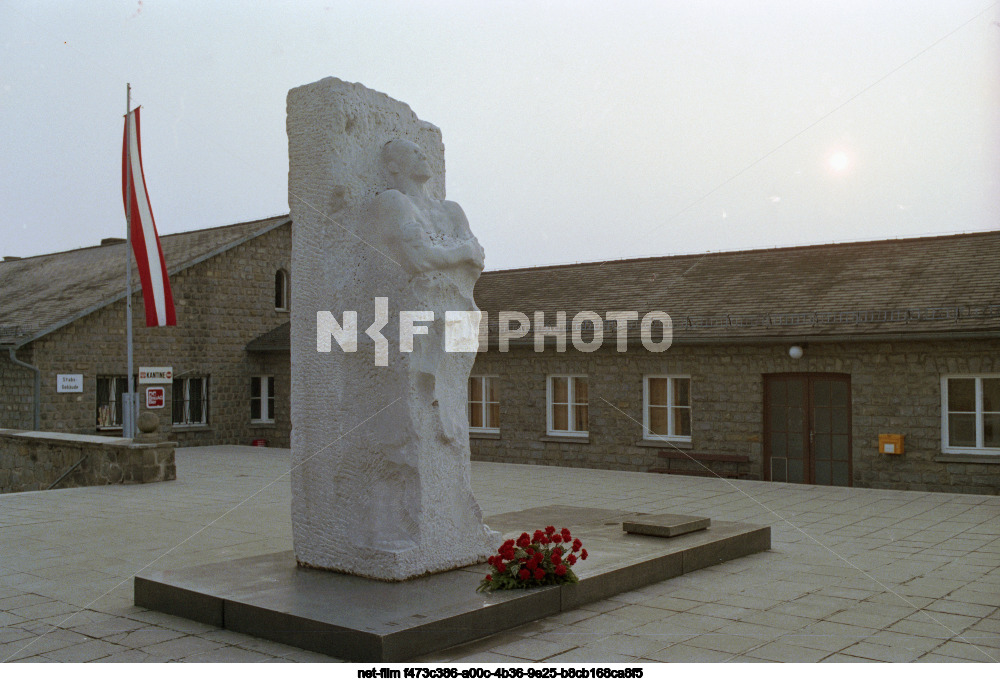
[2, 0, 998, 271]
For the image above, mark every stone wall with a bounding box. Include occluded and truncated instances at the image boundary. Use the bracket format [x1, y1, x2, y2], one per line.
[9, 223, 291, 449]
[6, 213, 997, 496]
[468, 338, 1000, 495]
[0, 349, 35, 430]
[0, 429, 175, 494]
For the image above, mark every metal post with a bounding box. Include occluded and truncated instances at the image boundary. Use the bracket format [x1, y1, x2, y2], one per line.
[124, 83, 135, 438]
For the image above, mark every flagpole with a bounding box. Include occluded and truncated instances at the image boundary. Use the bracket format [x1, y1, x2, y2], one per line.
[124, 83, 135, 439]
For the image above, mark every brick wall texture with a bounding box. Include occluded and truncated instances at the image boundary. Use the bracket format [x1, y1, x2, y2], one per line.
[468, 339, 1000, 495]
[0, 431, 175, 494]
[0, 349, 35, 430]
[2, 220, 998, 495]
[0, 223, 291, 449]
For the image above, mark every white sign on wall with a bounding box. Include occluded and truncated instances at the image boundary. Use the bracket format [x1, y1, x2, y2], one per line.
[57, 374, 83, 393]
[138, 367, 173, 384]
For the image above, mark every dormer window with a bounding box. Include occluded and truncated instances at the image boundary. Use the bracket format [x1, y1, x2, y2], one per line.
[275, 269, 289, 311]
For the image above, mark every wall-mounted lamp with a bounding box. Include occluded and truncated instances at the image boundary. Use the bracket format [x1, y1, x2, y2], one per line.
[788, 345, 804, 359]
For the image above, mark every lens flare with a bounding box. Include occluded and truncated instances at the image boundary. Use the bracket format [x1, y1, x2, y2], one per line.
[828, 151, 851, 173]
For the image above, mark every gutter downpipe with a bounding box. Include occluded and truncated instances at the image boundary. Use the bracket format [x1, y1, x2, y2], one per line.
[8, 347, 40, 430]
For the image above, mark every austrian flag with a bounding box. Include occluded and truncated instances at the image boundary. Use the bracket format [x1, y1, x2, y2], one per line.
[122, 108, 176, 326]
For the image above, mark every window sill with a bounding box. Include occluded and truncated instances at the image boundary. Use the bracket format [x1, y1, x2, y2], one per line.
[470, 431, 501, 440]
[541, 434, 590, 444]
[96, 426, 123, 433]
[635, 438, 692, 449]
[934, 453, 1000, 464]
[250, 421, 276, 428]
[171, 424, 211, 432]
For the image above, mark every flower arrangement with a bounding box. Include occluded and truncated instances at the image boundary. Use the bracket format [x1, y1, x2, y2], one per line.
[477, 526, 588, 592]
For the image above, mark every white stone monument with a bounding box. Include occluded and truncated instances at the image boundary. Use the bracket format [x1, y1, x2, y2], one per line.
[287, 77, 500, 581]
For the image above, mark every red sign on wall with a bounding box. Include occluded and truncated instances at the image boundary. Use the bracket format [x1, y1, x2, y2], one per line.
[146, 387, 165, 409]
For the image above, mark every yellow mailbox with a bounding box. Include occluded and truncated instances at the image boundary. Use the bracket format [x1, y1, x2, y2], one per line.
[879, 434, 904, 455]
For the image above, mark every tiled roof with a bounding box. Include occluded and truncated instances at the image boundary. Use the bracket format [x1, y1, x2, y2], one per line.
[474, 230, 1000, 342]
[246, 321, 290, 352]
[5, 222, 997, 349]
[0, 215, 290, 346]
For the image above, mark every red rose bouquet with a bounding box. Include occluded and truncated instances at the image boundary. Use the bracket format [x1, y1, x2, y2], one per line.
[477, 526, 589, 592]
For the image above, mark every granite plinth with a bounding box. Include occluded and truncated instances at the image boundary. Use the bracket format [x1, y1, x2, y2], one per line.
[135, 506, 770, 662]
[622, 513, 710, 538]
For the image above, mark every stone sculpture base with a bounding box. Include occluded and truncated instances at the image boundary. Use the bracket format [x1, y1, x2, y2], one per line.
[135, 506, 771, 662]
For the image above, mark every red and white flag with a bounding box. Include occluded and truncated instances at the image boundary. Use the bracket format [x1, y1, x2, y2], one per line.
[122, 107, 176, 326]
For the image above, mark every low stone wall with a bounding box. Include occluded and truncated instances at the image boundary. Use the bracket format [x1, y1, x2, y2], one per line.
[0, 429, 176, 494]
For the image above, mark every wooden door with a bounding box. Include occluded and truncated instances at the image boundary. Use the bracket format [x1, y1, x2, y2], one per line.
[764, 374, 852, 486]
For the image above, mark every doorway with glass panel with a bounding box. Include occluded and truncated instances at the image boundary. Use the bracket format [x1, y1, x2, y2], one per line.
[764, 374, 852, 486]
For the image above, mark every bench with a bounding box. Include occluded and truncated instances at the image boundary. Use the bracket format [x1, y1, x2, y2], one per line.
[650, 451, 752, 479]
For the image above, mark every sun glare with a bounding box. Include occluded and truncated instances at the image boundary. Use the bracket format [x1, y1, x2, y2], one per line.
[828, 151, 851, 174]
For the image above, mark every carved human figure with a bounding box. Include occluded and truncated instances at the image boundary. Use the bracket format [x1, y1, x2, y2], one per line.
[372, 139, 485, 442]
[375, 139, 484, 281]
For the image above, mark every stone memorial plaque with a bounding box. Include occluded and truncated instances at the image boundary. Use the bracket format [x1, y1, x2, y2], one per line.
[622, 513, 711, 538]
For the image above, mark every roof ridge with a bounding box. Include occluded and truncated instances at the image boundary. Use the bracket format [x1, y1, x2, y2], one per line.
[482, 228, 1000, 275]
[160, 213, 290, 239]
[0, 214, 291, 264]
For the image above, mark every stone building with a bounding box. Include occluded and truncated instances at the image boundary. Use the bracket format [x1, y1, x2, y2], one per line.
[468, 230, 1000, 495]
[2, 219, 998, 494]
[0, 216, 292, 448]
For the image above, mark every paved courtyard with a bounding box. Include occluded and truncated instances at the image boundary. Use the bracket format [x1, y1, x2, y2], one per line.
[0, 445, 998, 663]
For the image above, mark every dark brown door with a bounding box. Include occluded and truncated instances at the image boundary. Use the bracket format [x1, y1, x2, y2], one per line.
[764, 374, 852, 486]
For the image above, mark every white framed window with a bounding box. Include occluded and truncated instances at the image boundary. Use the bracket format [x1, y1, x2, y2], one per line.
[275, 269, 289, 311]
[942, 375, 1000, 455]
[96, 376, 129, 428]
[547, 375, 588, 436]
[643, 375, 692, 441]
[173, 376, 209, 426]
[468, 376, 499, 433]
[251, 376, 276, 424]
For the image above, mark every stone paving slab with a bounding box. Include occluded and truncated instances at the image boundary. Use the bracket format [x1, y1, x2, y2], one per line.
[1, 446, 1000, 663]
